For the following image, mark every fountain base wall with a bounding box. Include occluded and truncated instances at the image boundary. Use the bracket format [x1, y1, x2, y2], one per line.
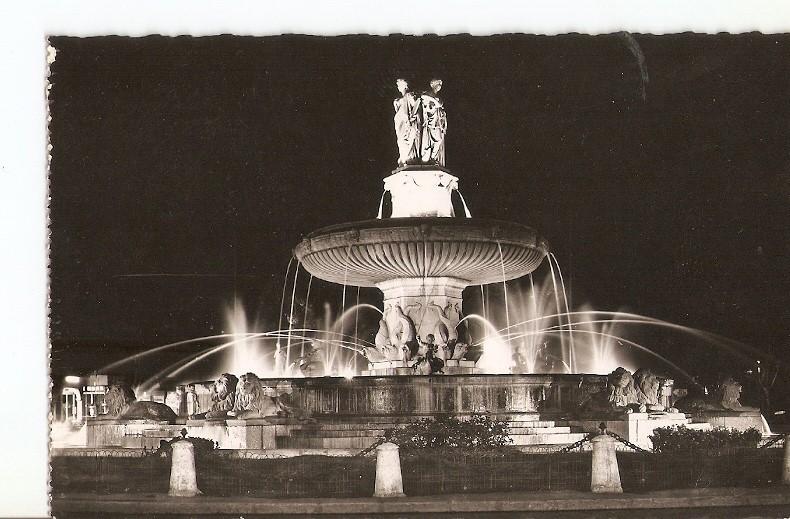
[280, 373, 601, 416]
[86, 374, 611, 451]
[362, 359, 478, 376]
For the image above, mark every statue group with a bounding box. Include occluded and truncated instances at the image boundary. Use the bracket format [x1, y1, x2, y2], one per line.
[393, 79, 448, 167]
[363, 302, 469, 374]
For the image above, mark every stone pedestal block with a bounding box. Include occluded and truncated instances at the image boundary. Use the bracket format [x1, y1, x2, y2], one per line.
[694, 411, 768, 434]
[374, 442, 405, 497]
[571, 412, 692, 451]
[590, 434, 622, 493]
[383, 168, 458, 218]
[168, 440, 202, 497]
[183, 419, 275, 450]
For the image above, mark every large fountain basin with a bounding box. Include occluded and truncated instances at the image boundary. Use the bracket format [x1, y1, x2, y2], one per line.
[294, 217, 549, 287]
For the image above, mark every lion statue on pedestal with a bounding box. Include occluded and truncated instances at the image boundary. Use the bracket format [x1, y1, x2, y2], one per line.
[675, 377, 759, 413]
[228, 373, 282, 419]
[606, 367, 642, 410]
[191, 373, 238, 420]
[228, 372, 314, 421]
[633, 368, 666, 411]
[103, 384, 177, 422]
[577, 367, 646, 415]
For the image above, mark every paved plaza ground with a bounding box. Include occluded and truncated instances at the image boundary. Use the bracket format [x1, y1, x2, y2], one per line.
[52, 486, 790, 518]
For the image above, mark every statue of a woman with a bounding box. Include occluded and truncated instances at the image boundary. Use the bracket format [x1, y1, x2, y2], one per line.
[393, 79, 420, 166]
[419, 79, 447, 166]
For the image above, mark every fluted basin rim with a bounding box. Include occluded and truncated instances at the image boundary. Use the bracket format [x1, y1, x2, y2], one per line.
[294, 217, 549, 287]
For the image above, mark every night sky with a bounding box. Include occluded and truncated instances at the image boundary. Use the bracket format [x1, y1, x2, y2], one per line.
[48, 34, 789, 388]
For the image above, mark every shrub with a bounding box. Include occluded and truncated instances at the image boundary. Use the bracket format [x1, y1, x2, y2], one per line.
[384, 414, 512, 450]
[649, 425, 761, 453]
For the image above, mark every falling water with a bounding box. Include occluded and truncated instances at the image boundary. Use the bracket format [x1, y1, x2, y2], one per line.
[277, 257, 295, 353]
[550, 253, 576, 372]
[376, 192, 385, 219]
[496, 241, 511, 333]
[457, 191, 473, 218]
[546, 256, 568, 372]
[285, 261, 301, 375]
[354, 286, 361, 374]
[301, 273, 313, 359]
[528, 273, 540, 371]
[479, 285, 487, 340]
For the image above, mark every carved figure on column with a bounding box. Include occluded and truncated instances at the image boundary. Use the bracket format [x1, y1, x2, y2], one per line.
[429, 301, 459, 344]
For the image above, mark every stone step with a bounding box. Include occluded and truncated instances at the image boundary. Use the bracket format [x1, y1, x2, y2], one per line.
[279, 420, 562, 433]
[281, 426, 578, 439]
[278, 432, 591, 450]
[287, 429, 388, 438]
[509, 421, 562, 428]
[276, 436, 375, 450]
[509, 426, 572, 435]
[309, 413, 544, 424]
[516, 444, 593, 453]
[510, 433, 588, 446]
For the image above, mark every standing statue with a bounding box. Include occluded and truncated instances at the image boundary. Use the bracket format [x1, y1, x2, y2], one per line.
[393, 78, 447, 167]
[419, 79, 447, 166]
[393, 79, 420, 166]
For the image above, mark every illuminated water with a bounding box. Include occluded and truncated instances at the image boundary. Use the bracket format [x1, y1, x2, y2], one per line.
[95, 254, 767, 391]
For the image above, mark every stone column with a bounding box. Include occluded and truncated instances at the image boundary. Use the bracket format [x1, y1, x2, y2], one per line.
[377, 277, 466, 345]
[374, 442, 405, 497]
[783, 434, 790, 485]
[590, 434, 623, 493]
[168, 440, 202, 497]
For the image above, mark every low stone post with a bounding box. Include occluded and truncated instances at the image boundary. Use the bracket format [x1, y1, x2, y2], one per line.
[590, 433, 623, 493]
[374, 442, 405, 497]
[169, 439, 202, 497]
[783, 434, 790, 485]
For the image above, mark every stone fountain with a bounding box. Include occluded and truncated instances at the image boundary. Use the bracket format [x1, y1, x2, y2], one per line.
[76, 80, 761, 455]
[295, 78, 548, 376]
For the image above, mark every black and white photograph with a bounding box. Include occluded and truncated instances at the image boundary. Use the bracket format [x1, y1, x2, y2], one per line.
[3, 3, 790, 518]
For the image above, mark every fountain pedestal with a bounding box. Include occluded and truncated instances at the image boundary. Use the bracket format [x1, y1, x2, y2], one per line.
[570, 412, 706, 451]
[384, 167, 459, 218]
[377, 276, 466, 350]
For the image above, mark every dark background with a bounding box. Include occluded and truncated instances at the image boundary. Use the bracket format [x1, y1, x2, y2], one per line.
[48, 34, 789, 400]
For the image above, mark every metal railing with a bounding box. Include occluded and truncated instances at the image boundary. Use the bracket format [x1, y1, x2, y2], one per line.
[51, 431, 788, 497]
[400, 447, 592, 495]
[617, 446, 784, 492]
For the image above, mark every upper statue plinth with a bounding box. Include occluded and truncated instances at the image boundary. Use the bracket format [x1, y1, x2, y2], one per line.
[393, 79, 447, 167]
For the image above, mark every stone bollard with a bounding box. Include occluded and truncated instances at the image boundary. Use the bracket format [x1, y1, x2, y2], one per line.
[374, 442, 405, 497]
[168, 440, 202, 497]
[590, 434, 623, 493]
[783, 434, 790, 485]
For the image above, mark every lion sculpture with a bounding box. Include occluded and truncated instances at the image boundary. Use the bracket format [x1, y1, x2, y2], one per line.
[675, 377, 759, 413]
[103, 384, 177, 422]
[577, 367, 646, 415]
[606, 367, 641, 409]
[228, 372, 314, 421]
[191, 373, 238, 419]
[229, 373, 282, 419]
[633, 368, 665, 411]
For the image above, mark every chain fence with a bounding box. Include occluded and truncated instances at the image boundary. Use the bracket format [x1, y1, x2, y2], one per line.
[617, 447, 784, 492]
[51, 432, 788, 497]
[400, 447, 592, 495]
[51, 452, 375, 498]
[51, 454, 169, 495]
